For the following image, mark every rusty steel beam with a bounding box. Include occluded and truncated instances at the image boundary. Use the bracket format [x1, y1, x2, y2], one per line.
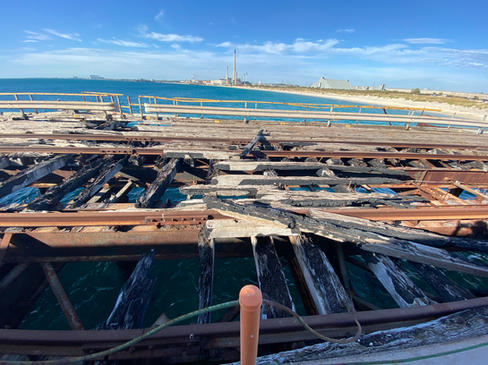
[0, 296, 486, 358]
[0, 210, 225, 227]
[41, 262, 84, 330]
[0, 205, 488, 227]
[0, 205, 487, 228]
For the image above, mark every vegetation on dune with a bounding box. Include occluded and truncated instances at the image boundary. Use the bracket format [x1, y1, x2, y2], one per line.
[247, 85, 488, 110]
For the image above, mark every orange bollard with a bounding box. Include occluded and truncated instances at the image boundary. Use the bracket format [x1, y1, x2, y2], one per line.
[239, 284, 262, 365]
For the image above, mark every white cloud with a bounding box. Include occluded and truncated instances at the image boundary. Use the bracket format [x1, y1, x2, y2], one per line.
[24, 30, 51, 41]
[138, 25, 203, 43]
[404, 38, 447, 45]
[155, 9, 164, 22]
[97, 38, 148, 48]
[218, 39, 339, 54]
[44, 28, 81, 41]
[336, 28, 355, 33]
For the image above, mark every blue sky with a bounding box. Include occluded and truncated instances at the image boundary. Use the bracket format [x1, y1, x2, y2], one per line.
[0, 0, 487, 92]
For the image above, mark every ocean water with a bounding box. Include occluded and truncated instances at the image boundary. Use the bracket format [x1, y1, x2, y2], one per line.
[0, 78, 417, 124]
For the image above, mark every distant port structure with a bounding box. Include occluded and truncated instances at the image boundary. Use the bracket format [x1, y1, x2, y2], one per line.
[312, 76, 385, 91]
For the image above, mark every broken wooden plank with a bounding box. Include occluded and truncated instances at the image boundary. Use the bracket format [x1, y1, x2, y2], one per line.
[308, 209, 488, 253]
[240, 129, 265, 158]
[362, 252, 434, 307]
[254, 305, 488, 364]
[251, 236, 295, 318]
[67, 157, 126, 208]
[204, 197, 488, 277]
[197, 236, 214, 324]
[409, 262, 474, 302]
[211, 175, 402, 186]
[290, 235, 352, 314]
[214, 161, 326, 172]
[101, 250, 156, 330]
[0, 155, 71, 198]
[27, 157, 109, 211]
[136, 158, 180, 208]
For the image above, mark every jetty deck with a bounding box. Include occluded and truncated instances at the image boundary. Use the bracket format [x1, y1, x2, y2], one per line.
[0, 93, 488, 363]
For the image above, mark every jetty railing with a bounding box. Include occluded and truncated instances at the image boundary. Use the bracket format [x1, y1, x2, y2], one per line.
[2, 91, 487, 130]
[0, 92, 119, 115]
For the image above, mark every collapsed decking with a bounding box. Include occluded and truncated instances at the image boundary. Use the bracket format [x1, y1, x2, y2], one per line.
[0, 94, 488, 363]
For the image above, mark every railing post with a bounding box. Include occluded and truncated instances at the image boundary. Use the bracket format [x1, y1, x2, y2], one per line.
[127, 96, 133, 114]
[239, 284, 262, 365]
[138, 96, 143, 119]
[28, 94, 38, 114]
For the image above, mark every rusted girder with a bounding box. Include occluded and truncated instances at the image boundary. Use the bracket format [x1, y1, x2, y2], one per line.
[41, 262, 84, 330]
[0, 210, 224, 227]
[0, 205, 487, 228]
[0, 296, 486, 359]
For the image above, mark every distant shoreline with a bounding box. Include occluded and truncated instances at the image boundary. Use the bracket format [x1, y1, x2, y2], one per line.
[224, 85, 488, 121]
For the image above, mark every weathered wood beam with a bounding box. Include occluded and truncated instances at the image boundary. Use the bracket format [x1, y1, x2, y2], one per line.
[251, 236, 295, 318]
[101, 250, 156, 329]
[255, 305, 488, 364]
[204, 197, 488, 277]
[0, 157, 10, 170]
[27, 157, 109, 211]
[240, 129, 265, 158]
[214, 161, 325, 172]
[136, 159, 180, 208]
[211, 175, 402, 186]
[0, 155, 71, 198]
[409, 262, 474, 302]
[362, 252, 434, 307]
[67, 157, 126, 208]
[289, 235, 352, 314]
[197, 236, 214, 324]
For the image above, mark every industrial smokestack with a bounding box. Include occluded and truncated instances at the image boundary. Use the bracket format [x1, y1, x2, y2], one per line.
[226, 65, 229, 85]
[233, 49, 237, 85]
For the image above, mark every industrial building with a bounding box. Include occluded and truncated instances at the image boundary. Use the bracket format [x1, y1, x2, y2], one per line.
[311, 77, 353, 90]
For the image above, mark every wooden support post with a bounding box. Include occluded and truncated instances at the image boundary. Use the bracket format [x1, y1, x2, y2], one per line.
[102, 250, 156, 329]
[27, 157, 108, 211]
[0, 155, 71, 198]
[362, 252, 434, 308]
[289, 235, 352, 314]
[67, 157, 126, 208]
[251, 236, 295, 318]
[41, 262, 84, 330]
[136, 158, 180, 208]
[197, 236, 214, 324]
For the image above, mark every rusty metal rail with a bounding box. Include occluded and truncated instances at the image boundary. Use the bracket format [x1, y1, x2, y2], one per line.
[1, 205, 488, 228]
[0, 296, 486, 359]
